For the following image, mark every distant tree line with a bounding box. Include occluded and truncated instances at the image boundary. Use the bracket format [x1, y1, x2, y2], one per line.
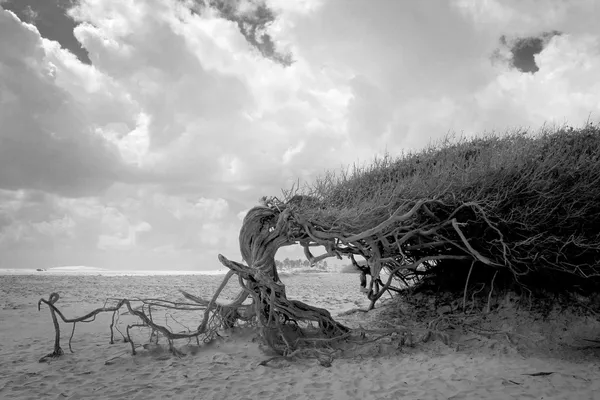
[275, 258, 329, 271]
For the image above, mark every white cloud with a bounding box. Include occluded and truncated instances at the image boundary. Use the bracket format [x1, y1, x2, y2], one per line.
[473, 33, 600, 129]
[153, 194, 229, 220]
[0, 9, 135, 197]
[98, 219, 152, 250]
[33, 216, 76, 237]
[454, 0, 599, 36]
[1, 0, 600, 270]
[282, 141, 305, 165]
[269, 0, 324, 16]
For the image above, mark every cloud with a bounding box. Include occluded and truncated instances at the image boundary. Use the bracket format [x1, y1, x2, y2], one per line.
[493, 31, 562, 73]
[59, 0, 350, 201]
[1, 0, 599, 270]
[454, 0, 600, 36]
[0, 189, 76, 249]
[33, 216, 76, 238]
[70, 0, 252, 148]
[475, 33, 600, 129]
[0, 9, 134, 197]
[1, 0, 91, 63]
[98, 219, 152, 251]
[347, 75, 394, 144]
[152, 194, 229, 220]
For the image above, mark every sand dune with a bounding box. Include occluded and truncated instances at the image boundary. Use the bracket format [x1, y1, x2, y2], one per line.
[1, 273, 599, 400]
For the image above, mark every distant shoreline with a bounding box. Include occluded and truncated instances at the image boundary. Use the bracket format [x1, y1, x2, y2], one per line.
[0, 267, 347, 277]
[0, 268, 230, 277]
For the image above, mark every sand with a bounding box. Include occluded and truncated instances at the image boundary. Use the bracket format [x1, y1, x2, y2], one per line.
[1, 271, 599, 400]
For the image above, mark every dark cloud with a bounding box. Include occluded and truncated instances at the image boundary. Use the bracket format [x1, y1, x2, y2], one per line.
[1, 0, 91, 64]
[188, 0, 294, 66]
[494, 31, 562, 73]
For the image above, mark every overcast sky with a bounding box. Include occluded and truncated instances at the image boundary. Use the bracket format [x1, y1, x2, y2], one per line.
[1, 0, 599, 270]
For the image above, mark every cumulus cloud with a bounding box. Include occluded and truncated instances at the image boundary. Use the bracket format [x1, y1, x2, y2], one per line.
[1, 0, 91, 63]
[0, 9, 134, 197]
[1, 0, 599, 270]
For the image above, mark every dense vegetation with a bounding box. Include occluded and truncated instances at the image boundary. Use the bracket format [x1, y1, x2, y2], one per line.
[282, 123, 600, 304]
[275, 258, 329, 272]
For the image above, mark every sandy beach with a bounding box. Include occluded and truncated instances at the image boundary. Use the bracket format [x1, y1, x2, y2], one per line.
[1, 271, 599, 400]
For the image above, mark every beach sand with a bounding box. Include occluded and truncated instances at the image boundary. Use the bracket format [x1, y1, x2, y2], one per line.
[1, 272, 599, 400]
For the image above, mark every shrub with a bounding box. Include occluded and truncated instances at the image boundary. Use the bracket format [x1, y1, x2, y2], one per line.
[283, 123, 600, 299]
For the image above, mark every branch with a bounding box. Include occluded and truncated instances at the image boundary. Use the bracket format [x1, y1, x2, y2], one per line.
[344, 199, 431, 242]
[302, 242, 340, 265]
[451, 219, 501, 266]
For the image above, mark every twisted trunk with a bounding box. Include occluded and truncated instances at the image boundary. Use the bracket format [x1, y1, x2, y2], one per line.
[218, 206, 348, 354]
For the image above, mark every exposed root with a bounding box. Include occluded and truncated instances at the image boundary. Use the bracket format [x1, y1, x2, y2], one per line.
[38, 293, 64, 362]
[37, 286, 235, 360]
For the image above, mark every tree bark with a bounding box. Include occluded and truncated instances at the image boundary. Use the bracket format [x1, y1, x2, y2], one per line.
[219, 205, 349, 354]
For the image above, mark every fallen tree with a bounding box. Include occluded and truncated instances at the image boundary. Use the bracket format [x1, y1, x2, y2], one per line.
[38, 123, 600, 361]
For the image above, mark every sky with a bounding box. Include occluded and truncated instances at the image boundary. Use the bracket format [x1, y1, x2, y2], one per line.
[1, 0, 599, 271]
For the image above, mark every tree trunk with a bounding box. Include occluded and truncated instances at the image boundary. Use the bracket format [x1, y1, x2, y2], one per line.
[219, 206, 348, 354]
